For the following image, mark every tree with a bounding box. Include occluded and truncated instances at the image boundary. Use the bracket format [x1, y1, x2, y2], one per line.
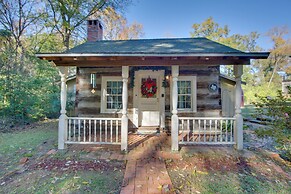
[0, 1, 137, 127]
[265, 27, 291, 87]
[96, 7, 144, 40]
[190, 17, 262, 77]
[46, 0, 132, 50]
[0, 0, 60, 126]
[190, 17, 229, 42]
[0, 0, 47, 57]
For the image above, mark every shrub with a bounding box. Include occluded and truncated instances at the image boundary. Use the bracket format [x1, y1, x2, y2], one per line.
[253, 91, 291, 161]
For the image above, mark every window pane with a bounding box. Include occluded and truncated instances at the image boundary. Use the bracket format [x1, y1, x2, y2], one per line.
[106, 80, 123, 110]
[177, 80, 192, 109]
[186, 81, 191, 87]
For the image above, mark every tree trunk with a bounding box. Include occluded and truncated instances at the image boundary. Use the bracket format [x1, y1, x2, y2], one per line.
[268, 60, 278, 88]
[64, 33, 70, 51]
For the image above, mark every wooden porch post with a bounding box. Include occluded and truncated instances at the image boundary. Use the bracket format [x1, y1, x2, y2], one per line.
[171, 66, 179, 151]
[121, 66, 129, 152]
[58, 67, 68, 150]
[234, 65, 243, 150]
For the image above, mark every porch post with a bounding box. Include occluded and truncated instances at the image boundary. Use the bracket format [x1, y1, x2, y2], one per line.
[121, 66, 129, 152]
[58, 67, 68, 150]
[171, 66, 179, 151]
[234, 65, 243, 150]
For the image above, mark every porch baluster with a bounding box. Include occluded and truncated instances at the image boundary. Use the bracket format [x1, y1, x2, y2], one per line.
[116, 120, 119, 143]
[100, 120, 102, 142]
[215, 120, 218, 142]
[220, 120, 223, 142]
[83, 119, 86, 142]
[94, 120, 97, 142]
[89, 119, 91, 142]
[110, 120, 113, 143]
[105, 120, 108, 142]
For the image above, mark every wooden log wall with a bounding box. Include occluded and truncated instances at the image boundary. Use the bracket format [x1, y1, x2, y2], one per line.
[164, 65, 221, 118]
[76, 65, 221, 121]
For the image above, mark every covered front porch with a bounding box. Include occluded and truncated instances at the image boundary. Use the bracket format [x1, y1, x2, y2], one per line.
[37, 37, 269, 152]
[57, 65, 243, 152]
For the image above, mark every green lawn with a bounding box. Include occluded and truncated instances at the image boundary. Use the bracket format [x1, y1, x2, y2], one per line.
[241, 104, 259, 119]
[0, 120, 124, 194]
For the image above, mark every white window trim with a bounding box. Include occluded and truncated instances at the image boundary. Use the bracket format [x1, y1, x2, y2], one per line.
[174, 76, 197, 113]
[101, 76, 123, 113]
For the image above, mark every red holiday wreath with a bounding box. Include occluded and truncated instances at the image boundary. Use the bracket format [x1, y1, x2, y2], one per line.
[141, 77, 157, 98]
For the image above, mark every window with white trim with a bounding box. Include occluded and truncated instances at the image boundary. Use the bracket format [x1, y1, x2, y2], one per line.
[101, 76, 123, 113]
[177, 76, 197, 112]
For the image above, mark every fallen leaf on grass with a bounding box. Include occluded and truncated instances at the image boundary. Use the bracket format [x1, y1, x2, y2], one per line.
[178, 184, 184, 189]
[182, 165, 189, 170]
[196, 170, 208, 175]
[82, 181, 89, 185]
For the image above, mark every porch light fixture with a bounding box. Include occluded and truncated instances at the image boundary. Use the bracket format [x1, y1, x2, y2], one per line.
[73, 57, 77, 61]
[90, 73, 97, 89]
[163, 75, 170, 88]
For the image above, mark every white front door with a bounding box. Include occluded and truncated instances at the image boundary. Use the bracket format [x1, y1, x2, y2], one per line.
[134, 70, 165, 127]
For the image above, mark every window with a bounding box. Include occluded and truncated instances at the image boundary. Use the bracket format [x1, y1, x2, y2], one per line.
[177, 76, 197, 112]
[101, 76, 123, 113]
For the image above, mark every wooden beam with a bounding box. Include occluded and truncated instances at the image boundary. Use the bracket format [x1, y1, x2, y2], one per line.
[52, 57, 250, 67]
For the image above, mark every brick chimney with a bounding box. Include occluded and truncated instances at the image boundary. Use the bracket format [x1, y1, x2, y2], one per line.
[87, 19, 103, 41]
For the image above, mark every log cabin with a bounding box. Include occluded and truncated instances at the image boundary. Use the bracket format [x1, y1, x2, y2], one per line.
[36, 19, 269, 151]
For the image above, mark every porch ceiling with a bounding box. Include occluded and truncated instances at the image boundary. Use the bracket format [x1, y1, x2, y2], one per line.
[36, 55, 269, 67]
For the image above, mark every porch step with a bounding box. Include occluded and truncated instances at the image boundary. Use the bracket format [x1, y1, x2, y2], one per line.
[137, 126, 160, 135]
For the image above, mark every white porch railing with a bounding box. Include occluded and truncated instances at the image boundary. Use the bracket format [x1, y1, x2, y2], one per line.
[66, 117, 122, 145]
[178, 117, 235, 145]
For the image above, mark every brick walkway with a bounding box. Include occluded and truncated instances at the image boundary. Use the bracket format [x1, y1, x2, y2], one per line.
[69, 132, 181, 193]
[121, 133, 180, 194]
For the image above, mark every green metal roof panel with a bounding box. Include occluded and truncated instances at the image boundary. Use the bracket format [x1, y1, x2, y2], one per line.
[65, 37, 244, 54]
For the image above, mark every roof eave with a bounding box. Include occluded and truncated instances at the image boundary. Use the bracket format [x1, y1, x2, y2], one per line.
[36, 52, 270, 59]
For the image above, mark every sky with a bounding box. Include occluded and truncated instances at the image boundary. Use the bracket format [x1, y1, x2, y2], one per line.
[125, 0, 291, 51]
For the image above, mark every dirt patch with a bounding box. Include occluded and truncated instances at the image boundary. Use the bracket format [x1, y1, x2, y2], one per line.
[30, 158, 124, 172]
